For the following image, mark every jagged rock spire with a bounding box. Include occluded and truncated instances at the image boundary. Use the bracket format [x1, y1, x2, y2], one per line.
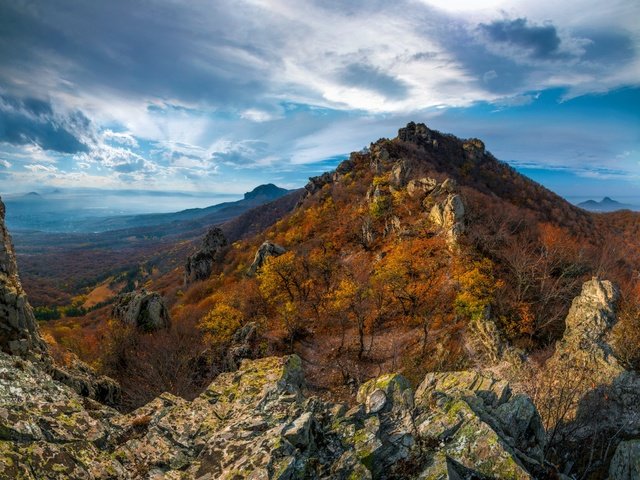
[0, 197, 48, 358]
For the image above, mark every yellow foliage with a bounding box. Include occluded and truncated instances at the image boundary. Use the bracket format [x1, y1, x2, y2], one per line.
[199, 303, 244, 344]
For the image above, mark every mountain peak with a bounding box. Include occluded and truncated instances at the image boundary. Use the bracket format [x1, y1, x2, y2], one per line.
[244, 183, 289, 201]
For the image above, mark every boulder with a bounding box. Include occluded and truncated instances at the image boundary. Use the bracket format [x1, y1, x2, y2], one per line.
[112, 289, 171, 331]
[247, 240, 286, 275]
[184, 227, 227, 284]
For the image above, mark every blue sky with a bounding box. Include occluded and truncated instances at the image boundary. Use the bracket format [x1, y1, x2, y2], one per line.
[0, 0, 638, 199]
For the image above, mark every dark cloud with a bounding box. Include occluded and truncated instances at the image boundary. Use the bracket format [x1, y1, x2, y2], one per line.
[339, 63, 408, 99]
[0, 1, 280, 108]
[480, 18, 561, 58]
[0, 95, 89, 153]
[581, 31, 635, 65]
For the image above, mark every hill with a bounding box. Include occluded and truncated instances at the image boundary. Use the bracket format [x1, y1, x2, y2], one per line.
[36, 122, 640, 478]
[14, 185, 299, 307]
[578, 196, 637, 212]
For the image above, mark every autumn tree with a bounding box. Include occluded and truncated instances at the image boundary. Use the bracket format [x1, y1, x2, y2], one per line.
[374, 237, 451, 355]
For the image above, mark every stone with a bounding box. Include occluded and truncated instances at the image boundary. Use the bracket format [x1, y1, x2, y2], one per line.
[112, 289, 171, 331]
[609, 440, 640, 480]
[406, 177, 437, 198]
[282, 412, 313, 448]
[366, 389, 387, 414]
[390, 159, 412, 187]
[184, 227, 227, 284]
[247, 241, 286, 275]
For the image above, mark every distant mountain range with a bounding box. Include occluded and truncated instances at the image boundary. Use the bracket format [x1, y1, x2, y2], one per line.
[578, 197, 637, 212]
[4, 184, 291, 233]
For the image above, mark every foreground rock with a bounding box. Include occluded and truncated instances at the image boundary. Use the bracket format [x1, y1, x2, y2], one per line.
[0, 347, 553, 479]
[247, 240, 286, 275]
[184, 227, 227, 284]
[112, 289, 171, 331]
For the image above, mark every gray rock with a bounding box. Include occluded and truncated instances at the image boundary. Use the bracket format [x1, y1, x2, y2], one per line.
[247, 241, 286, 275]
[283, 412, 314, 448]
[112, 289, 171, 331]
[609, 440, 640, 480]
[0, 197, 47, 358]
[184, 227, 227, 284]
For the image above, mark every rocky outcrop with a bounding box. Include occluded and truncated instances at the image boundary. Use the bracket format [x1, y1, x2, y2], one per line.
[541, 279, 640, 470]
[112, 289, 171, 331]
[609, 440, 640, 480]
[0, 197, 47, 358]
[414, 371, 545, 478]
[1, 350, 554, 479]
[247, 240, 286, 275]
[184, 227, 227, 284]
[304, 171, 333, 196]
[225, 321, 258, 369]
[417, 178, 466, 243]
[390, 159, 413, 187]
[406, 177, 437, 197]
[550, 278, 620, 374]
[397, 121, 439, 149]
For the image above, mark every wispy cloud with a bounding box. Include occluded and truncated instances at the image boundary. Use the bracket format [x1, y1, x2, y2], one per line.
[0, 0, 638, 194]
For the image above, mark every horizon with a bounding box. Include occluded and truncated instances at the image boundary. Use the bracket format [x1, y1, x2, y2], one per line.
[1, 1, 639, 198]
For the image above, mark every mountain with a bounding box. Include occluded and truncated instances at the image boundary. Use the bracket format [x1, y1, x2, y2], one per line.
[578, 196, 636, 212]
[2, 182, 640, 478]
[17, 122, 640, 478]
[3, 184, 293, 233]
[12, 185, 298, 308]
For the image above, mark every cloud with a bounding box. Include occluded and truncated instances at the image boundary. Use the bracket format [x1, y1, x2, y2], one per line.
[339, 63, 409, 100]
[0, 0, 638, 195]
[211, 140, 273, 168]
[0, 94, 89, 153]
[480, 18, 561, 58]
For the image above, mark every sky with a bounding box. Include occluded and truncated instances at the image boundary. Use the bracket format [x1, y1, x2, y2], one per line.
[0, 0, 639, 200]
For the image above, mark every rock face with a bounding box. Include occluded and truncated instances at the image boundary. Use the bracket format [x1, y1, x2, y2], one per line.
[0, 197, 47, 358]
[112, 289, 171, 331]
[0, 351, 554, 479]
[543, 278, 640, 464]
[184, 227, 227, 284]
[247, 240, 286, 275]
[414, 371, 545, 478]
[609, 440, 640, 480]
